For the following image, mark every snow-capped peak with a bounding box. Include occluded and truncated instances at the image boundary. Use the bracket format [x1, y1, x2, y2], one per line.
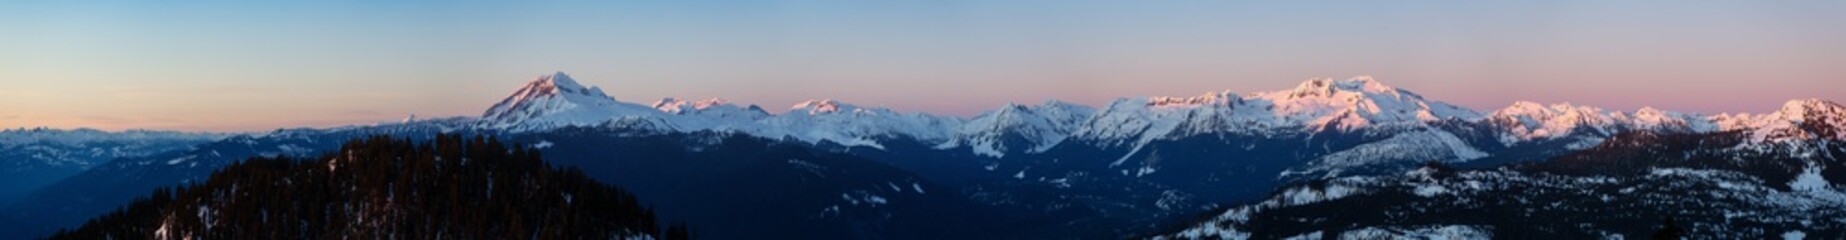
[792, 99, 859, 115]
[1499, 101, 1550, 113]
[654, 97, 735, 114]
[1779, 99, 1846, 139]
[1487, 101, 1718, 145]
[1487, 101, 1623, 142]
[1247, 76, 1481, 130]
[1490, 101, 1613, 126]
[1074, 76, 1479, 153]
[949, 100, 1098, 157]
[1718, 99, 1846, 142]
[1282, 76, 1395, 99]
[479, 72, 662, 130]
[1776, 98, 1845, 122]
[750, 99, 962, 149]
[1148, 91, 1241, 108]
[483, 72, 606, 117]
[1628, 107, 1713, 131]
[524, 72, 603, 98]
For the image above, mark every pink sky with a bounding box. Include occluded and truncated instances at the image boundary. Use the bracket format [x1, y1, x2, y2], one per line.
[2, 1, 1842, 132]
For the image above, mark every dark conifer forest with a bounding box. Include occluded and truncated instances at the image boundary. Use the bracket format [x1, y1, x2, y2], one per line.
[48, 134, 689, 239]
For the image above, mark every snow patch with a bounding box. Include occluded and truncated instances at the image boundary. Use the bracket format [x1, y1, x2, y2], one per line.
[1431, 129, 1488, 160]
[1791, 164, 1832, 192]
[787, 159, 826, 177]
[166, 155, 196, 165]
[840, 191, 889, 206]
[1340, 225, 1491, 239]
[1413, 184, 1451, 197]
[1282, 231, 1323, 240]
[1280, 183, 1360, 205]
[1782, 230, 1806, 240]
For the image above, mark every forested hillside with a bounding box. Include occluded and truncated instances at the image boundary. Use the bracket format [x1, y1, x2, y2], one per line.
[49, 134, 689, 239]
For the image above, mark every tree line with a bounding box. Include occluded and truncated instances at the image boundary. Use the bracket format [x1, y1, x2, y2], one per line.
[50, 134, 691, 239]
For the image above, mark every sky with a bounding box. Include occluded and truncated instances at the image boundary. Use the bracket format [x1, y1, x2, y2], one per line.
[2, 1, 1843, 132]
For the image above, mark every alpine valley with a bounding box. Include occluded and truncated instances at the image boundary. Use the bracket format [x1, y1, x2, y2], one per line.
[5, 72, 1841, 239]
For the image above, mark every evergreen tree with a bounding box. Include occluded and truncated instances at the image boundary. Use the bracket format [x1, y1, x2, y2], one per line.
[49, 134, 689, 239]
[666, 222, 692, 240]
[1651, 217, 1686, 240]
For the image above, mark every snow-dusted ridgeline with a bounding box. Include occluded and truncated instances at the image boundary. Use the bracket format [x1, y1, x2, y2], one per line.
[476, 72, 1846, 160]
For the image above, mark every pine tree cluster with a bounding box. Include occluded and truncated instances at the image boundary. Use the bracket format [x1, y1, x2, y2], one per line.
[50, 134, 691, 239]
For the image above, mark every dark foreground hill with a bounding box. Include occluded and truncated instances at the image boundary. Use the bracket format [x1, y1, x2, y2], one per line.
[49, 134, 689, 240]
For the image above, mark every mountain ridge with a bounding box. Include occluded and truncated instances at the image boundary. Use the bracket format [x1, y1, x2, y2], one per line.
[472, 72, 1846, 159]
[9, 72, 1843, 239]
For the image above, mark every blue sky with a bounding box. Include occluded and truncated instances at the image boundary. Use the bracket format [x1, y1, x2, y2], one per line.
[2, 1, 1843, 131]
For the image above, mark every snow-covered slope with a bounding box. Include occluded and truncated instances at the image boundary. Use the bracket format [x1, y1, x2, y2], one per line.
[648, 97, 772, 131]
[1283, 128, 1489, 178]
[652, 98, 769, 119]
[751, 99, 964, 149]
[1065, 77, 1484, 169]
[1483, 98, 1846, 153]
[1162, 166, 1846, 239]
[1073, 90, 1245, 148]
[1239, 76, 1482, 131]
[944, 100, 1096, 158]
[1486, 101, 1713, 147]
[1715, 99, 1846, 143]
[1160, 104, 1846, 239]
[479, 72, 664, 130]
[1161, 131, 1846, 239]
[0, 128, 229, 168]
[1073, 77, 1478, 148]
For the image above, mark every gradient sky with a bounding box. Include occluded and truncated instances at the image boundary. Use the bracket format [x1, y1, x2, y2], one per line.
[3, 1, 1843, 132]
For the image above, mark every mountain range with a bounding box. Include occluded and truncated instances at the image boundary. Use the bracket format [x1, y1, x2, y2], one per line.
[0, 128, 225, 201]
[3, 72, 1839, 239]
[478, 72, 1824, 161]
